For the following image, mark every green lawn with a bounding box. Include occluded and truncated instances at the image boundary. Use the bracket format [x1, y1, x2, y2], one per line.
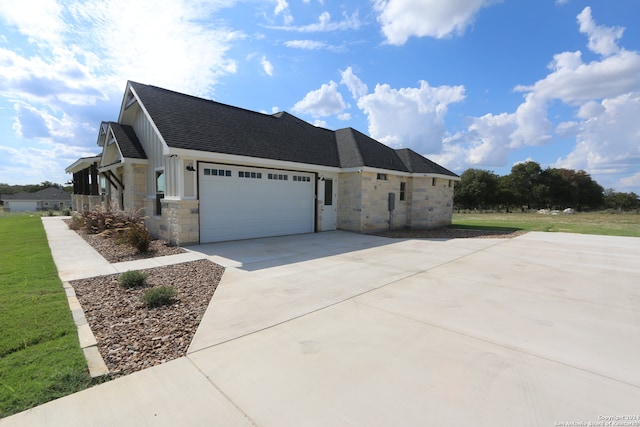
[453, 211, 640, 237]
[0, 215, 91, 418]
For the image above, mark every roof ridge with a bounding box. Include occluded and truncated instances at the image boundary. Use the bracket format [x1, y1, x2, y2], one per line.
[129, 81, 276, 120]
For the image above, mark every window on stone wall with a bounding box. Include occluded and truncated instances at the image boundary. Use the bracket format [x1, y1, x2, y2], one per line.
[432, 177, 436, 186]
[377, 173, 387, 180]
[400, 182, 406, 201]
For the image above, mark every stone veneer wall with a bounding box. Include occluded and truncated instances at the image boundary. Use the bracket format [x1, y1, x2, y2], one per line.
[337, 172, 362, 231]
[124, 164, 147, 213]
[155, 199, 200, 246]
[71, 194, 103, 212]
[337, 172, 409, 232]
[337, 172, 454, 232]
[407, 177, 454, 228]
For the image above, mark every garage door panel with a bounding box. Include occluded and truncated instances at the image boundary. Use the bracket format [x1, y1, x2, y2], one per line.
[199, 164, 314, 243]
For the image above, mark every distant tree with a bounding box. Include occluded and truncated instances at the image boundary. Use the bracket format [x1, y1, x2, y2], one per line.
[604, 189, 639, 211]
[495, 175, 518, 212]
[557, 169, 604, 211]
[540, 168, 574, 209]
[506, 161, 543, 209]
[0, 182, 66, 195]
[454, 169, 499, 209]
[39, 181, 62, 190]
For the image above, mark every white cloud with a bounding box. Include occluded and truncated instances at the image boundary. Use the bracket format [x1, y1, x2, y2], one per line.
[292, 81, 346, 116]
[555, 93, 640, 176]
[356, 80, 465, 152]
[373, 0, 497, 44]
[0, 0, 242, 184]
[274, 0, 288, 15]
[436, 7, 640, 191]
[619, 172, 640, 192]
[267, 10, 360, 32]
[340, 66, 368, 99]
[0, 0, 65, 46]
[261, 56, 274, 76]
[577, 6, 624, 57]
[283, 39, 344, 52]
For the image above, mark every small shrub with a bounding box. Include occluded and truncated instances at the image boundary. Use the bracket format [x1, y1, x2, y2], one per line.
[141, 286, 176, 308]
[121, 222, 152, 253]
[118, 270, 148, 288]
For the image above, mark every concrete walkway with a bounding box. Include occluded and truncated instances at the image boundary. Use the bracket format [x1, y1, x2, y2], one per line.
[2, 217, 639, 426]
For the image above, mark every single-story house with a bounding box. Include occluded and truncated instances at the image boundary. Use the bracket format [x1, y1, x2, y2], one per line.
[1, 187, 71, 212]
[66, 81, 459, 244]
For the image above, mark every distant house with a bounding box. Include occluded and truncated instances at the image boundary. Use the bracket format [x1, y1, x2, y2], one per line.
[66, 81, 459, 244]
[1, 187, 71, 212]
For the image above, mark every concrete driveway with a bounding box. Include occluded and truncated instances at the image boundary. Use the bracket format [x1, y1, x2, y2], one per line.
[3, 228, 640, 426]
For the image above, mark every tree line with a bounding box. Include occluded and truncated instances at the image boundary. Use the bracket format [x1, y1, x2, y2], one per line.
[0, 181, 70, 196]
[454, 161, 639, 212]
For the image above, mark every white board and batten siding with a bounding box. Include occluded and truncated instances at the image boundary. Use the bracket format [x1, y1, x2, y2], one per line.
[199, 163, 315, 243]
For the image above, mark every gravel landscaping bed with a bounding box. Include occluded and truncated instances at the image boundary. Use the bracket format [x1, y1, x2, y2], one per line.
[71, 260, 223, 377]
[67, 225, 224, 377]
[69, 223, 186, 262]
[375, 227, 526, 239]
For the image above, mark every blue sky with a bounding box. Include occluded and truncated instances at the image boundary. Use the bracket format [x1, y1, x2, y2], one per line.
[1, 0, 639, 194]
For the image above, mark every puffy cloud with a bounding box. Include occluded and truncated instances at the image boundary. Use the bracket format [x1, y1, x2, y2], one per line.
[516, 49, 640, 103]
[292, 81, 346, 116]
[577, 6, 624, 57]
[356, 80, 465, 152]
[438, 6, 640, 191]
[274, 0, 288, 15]
[340, 66, 368, 99]
[373, 0, 497, 44]
[0, 0, 242, 184]
[555, 93, 640, 176]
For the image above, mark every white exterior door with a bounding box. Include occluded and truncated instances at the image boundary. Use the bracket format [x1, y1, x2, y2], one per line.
[199, 163, 315, 243]
[319, 175, 337, 231]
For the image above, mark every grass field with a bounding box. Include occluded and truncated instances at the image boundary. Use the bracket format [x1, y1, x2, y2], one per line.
[0, 215, 91, 418]
[452, 211, 640, 237]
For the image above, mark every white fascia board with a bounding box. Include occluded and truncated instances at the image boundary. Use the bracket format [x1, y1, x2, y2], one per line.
[414, 173, 460, 181]
[166, 148, 341, 173]
[65, 156, 101, 173]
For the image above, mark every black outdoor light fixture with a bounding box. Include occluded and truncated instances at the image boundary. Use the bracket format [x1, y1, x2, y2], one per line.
[186, 164, 196, 172]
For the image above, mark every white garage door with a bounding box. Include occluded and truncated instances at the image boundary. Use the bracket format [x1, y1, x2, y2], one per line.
[199, 163, 315, 243]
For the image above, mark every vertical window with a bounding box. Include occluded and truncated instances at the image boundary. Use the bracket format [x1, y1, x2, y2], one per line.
[156, 170, 165, 193]
[448, 180, 452, 188]
[155, 170, 165, 215]
[432, 177, 436, 186]
[324, 179, 333, 206]
[399, 182, 406, 201]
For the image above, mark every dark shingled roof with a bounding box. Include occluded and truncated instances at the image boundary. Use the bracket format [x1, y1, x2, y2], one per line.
[336, 128, 409, 172]
[108, 122, 146, 159]
[396, 148, 458, 176]
[126, 81, 458, 177]
[129, 82, 339, 167]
